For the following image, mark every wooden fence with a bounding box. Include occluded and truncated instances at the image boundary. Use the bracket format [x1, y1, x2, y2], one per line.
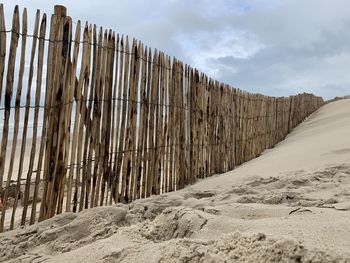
[0, 5, 324, 232]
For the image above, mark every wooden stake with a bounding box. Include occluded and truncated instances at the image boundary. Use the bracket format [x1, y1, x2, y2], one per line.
[0, 6, 20, 232]
[0, 4, 6, 103]
[89, 27, 103, 209]
[112, 34, 123, 204]
[65, 20, 81, 212]
[30, 13, 47, 225]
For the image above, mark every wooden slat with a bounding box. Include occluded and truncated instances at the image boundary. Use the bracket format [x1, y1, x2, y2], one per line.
[168, 58, 175, 191]
[229, 88, 235, 169]
[51, 15, 72, 216]
[91, 29, 108, 209]
[111, 34, 123, 204]
[175, 62, 181, 184]
[65, 20, 81, 212]
[75, 24, 91, 211]
[134, 43, 146, 200]
[141, 47, 152, 198]
[0, 6, 23, 232]
[38, 8, 59, 222]
[0, 4, 6, 103]
[154, 51, 162, 195]
[122, 36, 135, 200]
[99, 30, 112, 206]
[40, 9, 65, 220]
[159, 53, 168, 193]
[178, 62, 185, 188]
[73, 23, 91, 211]
[237, 90, 242, 165]
[0, 4, 19, 200]
[85, 25, 99, 207]
[188, 68, 193, 182]
[163, 56, 171, 192]
[89, 26, 103, 209]
[120, 36, 134, 202]
[128, 40, 141, 201]
[20, 9, 42, 225]
[108, 32, 119, 205]
[115, 35, 130, 203]
[102, 30, 115, 206]
[6, 6, 28, 227]
[58, 22, 74, 214]
[146, 49, 158, 196]
[80, 24, 94, 209]
[45, 15, 72, 218]
[200, 71, 206, 178]
[154, 51, 161, 194]
[191, 70, 198, 179]
[30, 13, 47, 225]
[67, 22, 89, 212]
[97, 30, 112, 206]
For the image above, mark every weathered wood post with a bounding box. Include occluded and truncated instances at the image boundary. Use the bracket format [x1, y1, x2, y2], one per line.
[40, 5, 72, 220]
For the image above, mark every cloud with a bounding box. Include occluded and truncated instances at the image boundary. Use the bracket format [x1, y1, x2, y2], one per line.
[1, 0, 350, 99]
[177, 30, 264, 77]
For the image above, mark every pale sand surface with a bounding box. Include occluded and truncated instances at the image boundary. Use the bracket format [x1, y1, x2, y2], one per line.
[0, 99, 349, 262]
[1, 137, 41, 183]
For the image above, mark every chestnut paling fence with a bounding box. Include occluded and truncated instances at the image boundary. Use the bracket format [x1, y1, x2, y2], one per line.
[0, 5, 324, 232]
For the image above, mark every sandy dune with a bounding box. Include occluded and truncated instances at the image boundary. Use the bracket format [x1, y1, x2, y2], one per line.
[0, 99, 349, 262]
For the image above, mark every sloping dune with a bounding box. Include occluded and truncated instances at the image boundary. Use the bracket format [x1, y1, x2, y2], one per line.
[0, 99, 349, 263]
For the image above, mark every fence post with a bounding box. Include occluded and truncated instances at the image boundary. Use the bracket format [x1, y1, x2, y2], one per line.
[40, 5, 72, 220]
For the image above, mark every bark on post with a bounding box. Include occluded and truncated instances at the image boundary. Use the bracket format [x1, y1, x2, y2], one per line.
[40, 5, 71, 220]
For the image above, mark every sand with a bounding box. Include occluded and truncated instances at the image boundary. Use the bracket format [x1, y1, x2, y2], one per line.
[1, 136, 41, 184]
[0, 99, 349, 262]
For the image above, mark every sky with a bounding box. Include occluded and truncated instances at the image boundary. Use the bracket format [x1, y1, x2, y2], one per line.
[2, 0, 350, 99]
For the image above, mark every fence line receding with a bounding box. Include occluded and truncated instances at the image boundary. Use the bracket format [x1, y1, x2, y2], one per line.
[0, 5, 324, 232]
